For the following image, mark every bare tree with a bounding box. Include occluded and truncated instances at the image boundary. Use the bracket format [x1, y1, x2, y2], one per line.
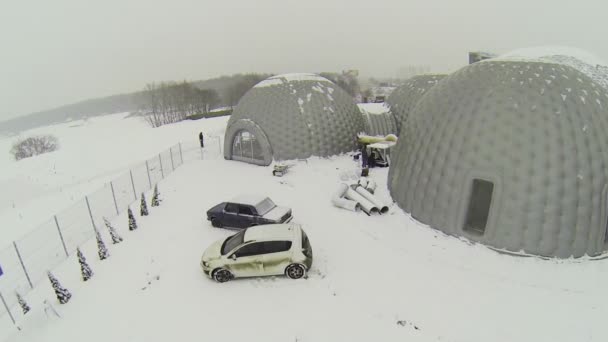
[140, 81, 223, 127]
[319, 71, 361, 97]
[10, 135, 59, 160]
[224, 74, 269, 107]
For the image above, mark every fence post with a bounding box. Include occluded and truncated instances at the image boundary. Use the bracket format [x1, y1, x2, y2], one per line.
[109, 181, 120, 215]
[169, 147, 175, 171]
[13, 242, 33, 289]
[54, 215, 69, 257]
[85, 196, 96, 231]
[159, 154, 164, 178]
[179, 143, 184, 165]
[145, 160, 152, 189]
[0, 292, 16, 326]
[129, 170, 137, 201]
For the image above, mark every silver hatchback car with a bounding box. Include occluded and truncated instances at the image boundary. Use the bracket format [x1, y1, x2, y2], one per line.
[201, 223, 313, 282]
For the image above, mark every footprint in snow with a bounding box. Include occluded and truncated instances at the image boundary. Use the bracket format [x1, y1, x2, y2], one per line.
[141, 274, 160, 291]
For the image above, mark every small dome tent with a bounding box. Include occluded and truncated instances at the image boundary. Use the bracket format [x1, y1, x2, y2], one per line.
[388, 59, 608, 258]
[224, 73, 365, 165]
[357, 103, 397, 136]
[386, 74, 446, 135]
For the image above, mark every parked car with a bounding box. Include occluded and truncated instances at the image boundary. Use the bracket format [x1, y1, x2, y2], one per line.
[206, 195, 292, 229]
[200, 223, 313, 282]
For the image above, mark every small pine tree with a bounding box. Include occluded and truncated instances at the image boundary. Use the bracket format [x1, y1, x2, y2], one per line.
[77, 248, 94, 281]
[140, 192, 149, 216]
[95, 228, 110, 260]
[151, 184, 161, 207]
[15, 292, 30, 314]
[103, 217, 123, 244]
[128, 207, 138, 231]
[47, 271, 71, 304]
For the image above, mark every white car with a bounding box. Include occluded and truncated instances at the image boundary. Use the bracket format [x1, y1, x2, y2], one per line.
[200, 223, 313, 282]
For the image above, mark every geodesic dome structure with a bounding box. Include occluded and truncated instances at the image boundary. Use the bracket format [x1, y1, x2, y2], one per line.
[388, 59, 608, 258]
[386, 74, 446, 135]
[224, 73, 365, 166]
[357, 103, 397, 136]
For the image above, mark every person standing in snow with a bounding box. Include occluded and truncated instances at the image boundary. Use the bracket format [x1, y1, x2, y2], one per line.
[199, 131, 204, 148]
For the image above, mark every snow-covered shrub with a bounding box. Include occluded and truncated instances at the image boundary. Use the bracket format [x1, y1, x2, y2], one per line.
[47, 272, 71, 304]
[140, 193, 149, 216]
[104, 217, 123, 244]
[15, 292, 30, 314]
[128, 207, 138, 230]
[10, 135, 59, 161]
[95, 228, 110, 260]
[77, 248, 94, 281]
[151, 184, 161, 207]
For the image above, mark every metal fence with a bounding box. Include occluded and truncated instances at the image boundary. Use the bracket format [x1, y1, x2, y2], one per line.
[0, 142, 200, 330]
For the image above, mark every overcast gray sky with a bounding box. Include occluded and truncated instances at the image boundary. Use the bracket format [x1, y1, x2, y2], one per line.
[1, 0, 606, 120]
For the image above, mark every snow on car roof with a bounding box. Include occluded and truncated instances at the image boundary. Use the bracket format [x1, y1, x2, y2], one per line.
[244, 223, 299, 242]
[229, 194, 269, 207]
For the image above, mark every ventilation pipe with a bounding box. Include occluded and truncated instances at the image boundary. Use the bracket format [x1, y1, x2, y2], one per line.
[354, 186, 389, 214]
[344, 187, 379, 215]
[332, 183, 360, 212]
[358, 177, 377, 194]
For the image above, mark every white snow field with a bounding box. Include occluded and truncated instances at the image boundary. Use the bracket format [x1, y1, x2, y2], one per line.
[0, 113, 607, 342]
[0, 113, 228, 246]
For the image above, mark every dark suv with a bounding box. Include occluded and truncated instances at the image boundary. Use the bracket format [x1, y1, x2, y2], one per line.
[206, 195, 292, 229]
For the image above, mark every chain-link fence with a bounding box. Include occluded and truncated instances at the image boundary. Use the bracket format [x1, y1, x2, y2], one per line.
[0, 142, 196, 330]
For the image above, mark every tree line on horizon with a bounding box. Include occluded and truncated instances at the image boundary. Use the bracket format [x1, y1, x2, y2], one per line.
[138, 73, 273, 127]
[1, 71, 369, 132]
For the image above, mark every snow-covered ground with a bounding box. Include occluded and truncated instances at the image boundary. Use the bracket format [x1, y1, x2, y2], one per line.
[0, 113, 228, 247]
[0, 113, 607, 342]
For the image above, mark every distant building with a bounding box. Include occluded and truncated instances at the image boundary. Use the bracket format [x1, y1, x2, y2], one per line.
[468, 51, 497, 64]
[366, 86, 396, 103]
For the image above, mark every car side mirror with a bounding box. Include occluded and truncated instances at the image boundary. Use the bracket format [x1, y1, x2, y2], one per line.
[230, 254, 237, 260]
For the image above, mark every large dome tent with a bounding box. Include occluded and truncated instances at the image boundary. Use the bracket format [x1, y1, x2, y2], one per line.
[224, 73, 365, 165]
[385, 74, 446, 135]
[388, 57, 608, 258]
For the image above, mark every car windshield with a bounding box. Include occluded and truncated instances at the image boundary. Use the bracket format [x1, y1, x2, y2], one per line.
[255, 197, 276, 215]
[221, 230, 246, 255]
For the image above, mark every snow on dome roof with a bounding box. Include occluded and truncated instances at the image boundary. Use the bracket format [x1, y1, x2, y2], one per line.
[500, 46, 606, 67]
[499, 46, 608, 90]
[255, 73, 331, 88]
[357, 103, 390, 115]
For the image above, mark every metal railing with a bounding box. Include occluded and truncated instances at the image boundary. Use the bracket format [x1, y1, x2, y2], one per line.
[0, 134, 224, 334]
[0, 142, 192, 331]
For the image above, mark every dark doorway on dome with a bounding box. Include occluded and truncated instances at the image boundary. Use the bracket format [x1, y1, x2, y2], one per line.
[232, 130, 264, 162]
[464, 179, 494, 235]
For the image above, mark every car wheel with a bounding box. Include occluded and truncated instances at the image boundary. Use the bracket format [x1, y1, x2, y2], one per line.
[211, 218, 223, 228]
[285, 264, 306, 279]
[212, 268, 233, 283]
